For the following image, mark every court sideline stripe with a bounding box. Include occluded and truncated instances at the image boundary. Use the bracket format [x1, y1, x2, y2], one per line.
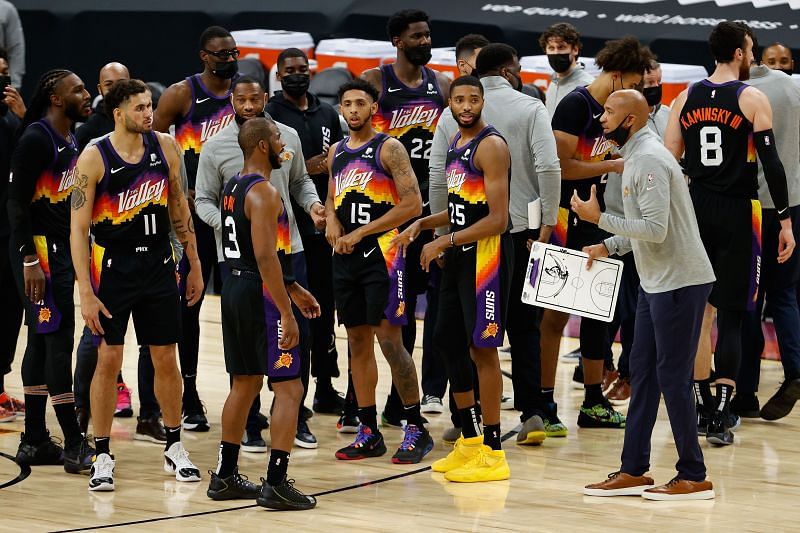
[50, 430, 518, 532]
[0, 451, 31, 489]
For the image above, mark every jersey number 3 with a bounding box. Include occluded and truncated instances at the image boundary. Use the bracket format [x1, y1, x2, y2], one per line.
[700, 126, 723, 167]
[223, 216, 241, 259]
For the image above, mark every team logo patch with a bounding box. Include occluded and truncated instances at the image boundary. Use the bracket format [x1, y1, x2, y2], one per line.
[274, 353, 294, 370]
[38, 307, 52, 324]
[396, 301, 406, 318]
[481, 322, 500, 339]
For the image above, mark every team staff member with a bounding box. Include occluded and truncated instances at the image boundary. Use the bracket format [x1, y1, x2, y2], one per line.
[8, 70, 94, 473]
[643, 61, 670, 138]
[327, 79, 432, 464]
[266, 47, 345, 415]
[544, 37, 654, 432]
[736, 48, 800, 421]
[208, 117, 318, 510]
[539, 23, 595, 116]
[578, 90, 716, 501]
[362, 9, 450, 423]
[761, 42, 794, 76]
[396, 75, 513, 482]
[154, 26, 239, 431]
[665, 22, 795, 446]
[0, 46, 25, 422]
[195, 76, 325, 450]
[71, 79, 204, 491]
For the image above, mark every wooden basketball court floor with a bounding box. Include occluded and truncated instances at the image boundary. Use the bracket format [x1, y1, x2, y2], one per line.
[2, 295, 800, 532]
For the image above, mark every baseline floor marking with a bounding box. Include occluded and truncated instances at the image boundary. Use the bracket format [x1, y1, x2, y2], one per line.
[51, 430, 518, 532]
[0, 451, 31, 490]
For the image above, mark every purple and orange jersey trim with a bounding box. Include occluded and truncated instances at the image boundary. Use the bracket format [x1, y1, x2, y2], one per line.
[32, 235, 62, 334]
[474, 235, 503, 348]
[378, 228, 407, 326]
[747, 200, 763, 311]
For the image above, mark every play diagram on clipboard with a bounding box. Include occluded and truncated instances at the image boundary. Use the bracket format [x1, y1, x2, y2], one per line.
[521, 242, 624, 322]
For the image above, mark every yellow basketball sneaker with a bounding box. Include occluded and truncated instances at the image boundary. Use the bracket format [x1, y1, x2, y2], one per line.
[431, 435, 483, 473]
[444, 445, 510, 483]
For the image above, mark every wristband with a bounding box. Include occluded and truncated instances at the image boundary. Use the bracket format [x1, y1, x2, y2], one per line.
[23, 258, 40, 267]
[450, 231, 456, 247]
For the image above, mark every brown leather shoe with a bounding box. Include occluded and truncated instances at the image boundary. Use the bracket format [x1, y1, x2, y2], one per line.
[584, 471, 655, 496]
[642, 478, 715, 501]
[602, 368, 620, 392]
[608, 378, 631, 406]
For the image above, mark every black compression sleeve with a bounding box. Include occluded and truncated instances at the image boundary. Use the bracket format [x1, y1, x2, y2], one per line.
[754, 129, 790, 219]
[280, 252, 296, 286]
[8, 126, 52, 256]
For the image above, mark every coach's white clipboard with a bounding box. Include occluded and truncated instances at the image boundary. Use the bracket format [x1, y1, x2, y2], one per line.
[521, 242, 624, 322]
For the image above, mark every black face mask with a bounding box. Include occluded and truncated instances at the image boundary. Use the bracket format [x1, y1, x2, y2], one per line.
[503, 68, 522, 91]
[212, 60, 239, 79]
[779, 68, 794, 76]
[547, 53, 573, 74]
[606, 115, 633, 148]
[643, 85, 662, 107]
[404, 44, 432, 66]
[281, 73, 310, 97]
[234, 110, 265, 126]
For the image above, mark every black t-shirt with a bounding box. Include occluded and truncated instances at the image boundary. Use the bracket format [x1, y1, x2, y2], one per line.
[266, 92, 344, 236]
[0, 111, 21, 238]
[76, 104, 115, 151]
[551, 86, 617, 208]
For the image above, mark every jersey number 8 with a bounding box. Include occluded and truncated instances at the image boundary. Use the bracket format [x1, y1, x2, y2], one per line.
[700, 126, 723, 167]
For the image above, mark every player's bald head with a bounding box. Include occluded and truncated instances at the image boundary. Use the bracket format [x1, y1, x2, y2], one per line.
[606, 89, 650, 125]
[238, 116, 275, 158]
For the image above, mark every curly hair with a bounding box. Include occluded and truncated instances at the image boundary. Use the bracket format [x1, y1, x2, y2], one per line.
[595, 36, 655, 75]
[538, 23, 582, 53]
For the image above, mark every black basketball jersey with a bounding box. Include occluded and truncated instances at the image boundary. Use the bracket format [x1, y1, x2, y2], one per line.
[174, 74, 235, 188]
[330, 133, 399, 236]
[91, 131, 171, 247]
[373, 64, 445, 199]
[221, 173, 292, 274]
[446, 125, 510, 232]
[680, 79, 757, 198]
[26, 119, 79, 240]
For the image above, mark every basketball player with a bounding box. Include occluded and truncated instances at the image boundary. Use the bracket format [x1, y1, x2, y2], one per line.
[665, 21, 795, 445]
[577, 90, 716, 500]
[327, 79, 432, 463]
[70, 79, 204, 491]
[455, 34, 490, 78]
[361, 9, 450, 423]
[154, 26, 240, 431]
[543, 37, 654, 431]
[394, 75, 513, 482]
[7, 69, 95, 473]
[208, 117, 318, 510]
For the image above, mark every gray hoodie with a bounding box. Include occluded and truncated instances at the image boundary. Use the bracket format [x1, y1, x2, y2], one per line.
[601, 128, 715, 293]
[194, 118, 321, 261]
[545, 66, 594, 117]
[0, 1, 23, 87]
[746, 64, 800, 209]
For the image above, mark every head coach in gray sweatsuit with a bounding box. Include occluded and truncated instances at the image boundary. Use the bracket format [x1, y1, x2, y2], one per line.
[573, 90, 717, 500]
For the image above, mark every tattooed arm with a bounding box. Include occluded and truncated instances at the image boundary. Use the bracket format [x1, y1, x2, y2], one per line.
[70, 146, 112, 335]
[334, 137, 422, 254]
[159, 131, 204, 306]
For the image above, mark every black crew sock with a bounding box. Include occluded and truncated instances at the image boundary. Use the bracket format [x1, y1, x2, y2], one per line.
[165, 425, 181, 450]
[95, 436, 110, 455]
[715, 384, 734, 414]
[215, 441, 240, 479]
[23, 392, 48, 444]
[358, 405, 378, 433]
[266, 449, 290, 486]
[458, 404, 482, 439]
[116, 372, 124, 386]
[316, 377, 332, 393]
[53, 402, 83, 448]
[402, 402, 423, 426]
[696, 378, 716, 411]
[483, 423, 501, 451]
[0, 373, 5, 393]
[583, 383, 605, 407]
[541, 388, 555, 405]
